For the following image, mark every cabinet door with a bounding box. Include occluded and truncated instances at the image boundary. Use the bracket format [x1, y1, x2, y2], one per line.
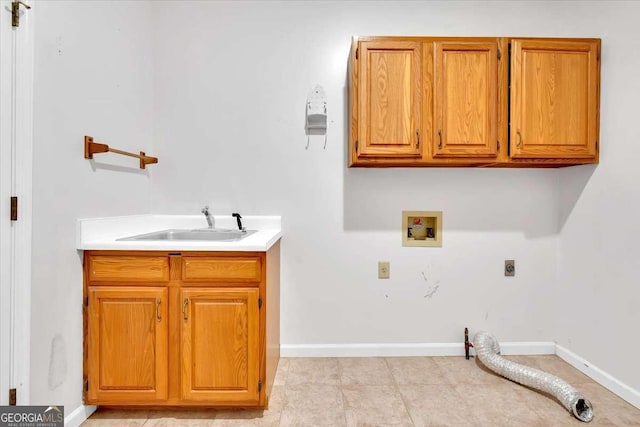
[357, 40, 422, 158]
[433, 41, 499, 158]
[511, 39, 599, 159]
[181, 288, 260, 404]
[87, 286, 168, 402]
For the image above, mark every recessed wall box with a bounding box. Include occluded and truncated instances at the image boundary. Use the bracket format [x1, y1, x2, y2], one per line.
[402, 211, 443, 247]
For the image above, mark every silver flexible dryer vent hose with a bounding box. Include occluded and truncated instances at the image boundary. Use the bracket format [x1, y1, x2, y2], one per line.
[473, 331, 594, 423]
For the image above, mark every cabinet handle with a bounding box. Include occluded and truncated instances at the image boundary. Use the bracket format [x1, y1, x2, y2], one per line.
[182, 298, 189, 321]
[416, 129, 420, 149]
[438, 130, 442, 149]
[516, 129, 523, 149]
[156, 298, 161, 321]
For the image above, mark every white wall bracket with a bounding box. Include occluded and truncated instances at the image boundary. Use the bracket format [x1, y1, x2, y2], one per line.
[305, 84, 327, 149]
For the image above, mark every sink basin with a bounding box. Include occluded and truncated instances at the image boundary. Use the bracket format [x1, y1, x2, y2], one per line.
[117, 229, 257, 242]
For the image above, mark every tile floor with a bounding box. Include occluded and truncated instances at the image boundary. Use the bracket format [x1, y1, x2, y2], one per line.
[82, 355, 640, 426]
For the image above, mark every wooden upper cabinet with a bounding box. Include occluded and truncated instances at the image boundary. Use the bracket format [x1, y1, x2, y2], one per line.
[356, 40, 422, 158]
[349, 36, 600, 167]
[181, 288, 260, 404]
[510, 39, 600, 159]
[433, 41, 499, 158]
[86, 286, 168, 403]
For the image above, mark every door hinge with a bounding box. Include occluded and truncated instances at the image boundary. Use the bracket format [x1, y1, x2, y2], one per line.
[355, 140, 358, 152]
[497, 48, 502, 60]
[258, 297, 262, 309]
[12, 1, 31, 28]
[84, 379, 88, 392]
[84, 296, 89, 307]
[9, 388, 16, 406]
[10, 196, 18, 221]
[497, 140, 500, 150]
[258, 380, 263, 392]
[355, 47, 358, 60]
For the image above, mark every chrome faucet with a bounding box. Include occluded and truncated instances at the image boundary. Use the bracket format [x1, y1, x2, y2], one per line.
[201, 206, 215, 229]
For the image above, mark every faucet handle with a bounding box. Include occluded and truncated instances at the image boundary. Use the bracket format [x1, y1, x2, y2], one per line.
[201, 206, 210, 214]
[232, 213, 245, 232]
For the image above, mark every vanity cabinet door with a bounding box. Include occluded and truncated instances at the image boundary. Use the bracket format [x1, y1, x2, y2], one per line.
[181, 288, 260, 404]
[86, 286, 168, 403]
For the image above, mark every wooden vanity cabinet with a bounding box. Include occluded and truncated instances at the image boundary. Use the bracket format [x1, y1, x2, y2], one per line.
[349, 36, 600, 167]
[83, 245, 280, 408]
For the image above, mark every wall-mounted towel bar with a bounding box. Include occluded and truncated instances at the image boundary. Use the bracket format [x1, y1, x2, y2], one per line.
[84, 135, 158, 169]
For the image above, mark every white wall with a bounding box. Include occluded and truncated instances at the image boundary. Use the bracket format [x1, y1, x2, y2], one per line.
[31, 0, 154, 409]
[29, 0, 640, 414]
[150, 0, 565, 349]
[150, 2, 640, 391]
[557, 2, 640, 392]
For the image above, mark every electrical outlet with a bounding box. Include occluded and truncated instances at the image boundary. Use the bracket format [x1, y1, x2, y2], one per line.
[505, 260, 515, 277]
[378, 261, 390, 279]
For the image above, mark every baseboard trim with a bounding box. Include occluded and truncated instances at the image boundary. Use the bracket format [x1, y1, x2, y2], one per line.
[556, 344, 640, 409]
[64, 404, 97, 427]
[280, 341, 556, 357]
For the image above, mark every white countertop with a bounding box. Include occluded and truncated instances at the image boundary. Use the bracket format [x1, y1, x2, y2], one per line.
[77, 215, 282, 251]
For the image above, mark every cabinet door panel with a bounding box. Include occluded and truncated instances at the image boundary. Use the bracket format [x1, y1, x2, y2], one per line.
[511, 39, 599, 159]
[434, 41, 498, 158]
[357, 41, 422, 158]
[181, 288, 260, 403]
[87, 286, 168, 402]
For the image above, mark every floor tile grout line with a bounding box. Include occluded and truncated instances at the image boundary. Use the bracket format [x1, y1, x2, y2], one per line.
[337, 357, 349, 427]
[449, 379, 486, 425]
[384, 356, 416, 427]
[280, 357, 290, 386]
[277, 357, 289, 427]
